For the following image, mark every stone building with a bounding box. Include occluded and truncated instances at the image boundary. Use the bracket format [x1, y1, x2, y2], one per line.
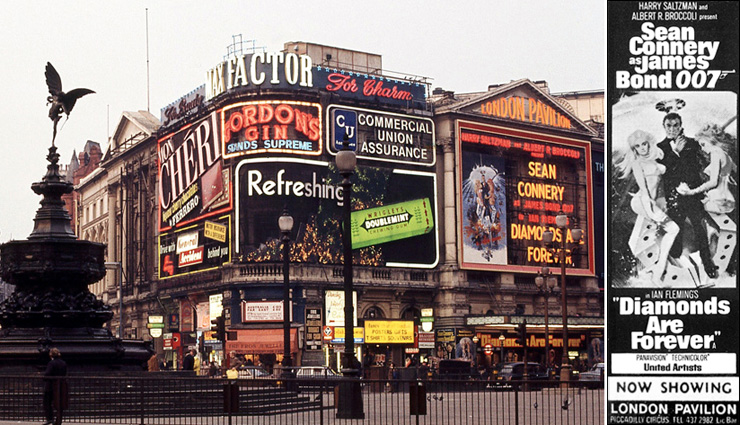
[75, 41, 603, 373]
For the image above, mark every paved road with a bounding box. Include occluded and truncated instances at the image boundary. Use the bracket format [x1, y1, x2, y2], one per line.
[0, 387, 604, 425]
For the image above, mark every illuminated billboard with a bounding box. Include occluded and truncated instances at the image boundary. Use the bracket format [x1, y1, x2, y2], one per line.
[326, 105, 435, 166]
[315, 67, 427, 109]
[158, 215, 231, 279]
[221, 100, 322, 159]
[457, 120, 594, 274]
[234, 158, 438, 268]
[364, 320, 415, 344]
[157, 112, 232, 232]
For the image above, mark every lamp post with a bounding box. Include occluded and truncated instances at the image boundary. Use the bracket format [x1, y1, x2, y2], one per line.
[542, 211, 582, 383]
[499, 334, 506, 364]
[335, 134, 364, 419]
[105, 261, 123, 338]
[278, 208, 294, 380]
[535, 266, 557, 375]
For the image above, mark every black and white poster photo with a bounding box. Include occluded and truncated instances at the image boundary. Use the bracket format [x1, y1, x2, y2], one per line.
[610, 91, 737, 289]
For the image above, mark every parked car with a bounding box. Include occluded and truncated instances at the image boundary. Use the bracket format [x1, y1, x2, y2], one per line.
[492, 362, 550, 390]
[579, 362, 604, 387]
[437, 359, 475, 380]
[235, 366, 275, 386]
[237, 365, 272, 379]
[293, 366, 342, 391]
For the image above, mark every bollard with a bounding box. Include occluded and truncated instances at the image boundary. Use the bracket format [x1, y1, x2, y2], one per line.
[223, 381, 239, 413]
[409, 381, 427, 416]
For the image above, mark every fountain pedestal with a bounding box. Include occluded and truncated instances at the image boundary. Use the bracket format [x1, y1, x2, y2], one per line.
[0, 146, 151, 373]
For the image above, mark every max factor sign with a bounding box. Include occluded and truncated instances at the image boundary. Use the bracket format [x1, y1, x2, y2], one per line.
[206, 51, 313, 101]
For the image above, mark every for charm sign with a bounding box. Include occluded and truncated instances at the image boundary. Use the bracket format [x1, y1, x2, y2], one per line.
[317, 68, 427, 109]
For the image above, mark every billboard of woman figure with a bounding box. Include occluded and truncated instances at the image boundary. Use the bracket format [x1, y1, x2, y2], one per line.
[461, 152, 508, 265]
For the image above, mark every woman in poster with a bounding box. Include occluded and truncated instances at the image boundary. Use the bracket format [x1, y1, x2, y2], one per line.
[616, 129, 679, 285]
[677, 123, 737, 215]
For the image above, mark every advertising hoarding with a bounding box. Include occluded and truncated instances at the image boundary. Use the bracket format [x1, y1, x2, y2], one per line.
[158, 215, 231, 279]
[315, 67, 427, 109]
[327, 105, 435, 166]
[607, 2, 739, 424]
[221, 100, 322, 158]
[324, 290, 358, 327]
[364, 320, 415, 344]
[234, 157, 438, 268]
[457, 120, 594, 274]
[240, 300, 285, 323]
[158, 112, 232, 231]
[206, 51, 314, 101]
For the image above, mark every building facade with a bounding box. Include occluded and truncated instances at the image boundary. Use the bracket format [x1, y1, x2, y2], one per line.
[75, 41, 603, 374]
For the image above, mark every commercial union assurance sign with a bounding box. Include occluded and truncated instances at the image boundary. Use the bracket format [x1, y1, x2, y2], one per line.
[327, 105, 435, 167]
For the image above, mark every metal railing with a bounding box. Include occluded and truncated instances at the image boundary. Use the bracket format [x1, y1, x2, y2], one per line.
[0, 374, 604, 425]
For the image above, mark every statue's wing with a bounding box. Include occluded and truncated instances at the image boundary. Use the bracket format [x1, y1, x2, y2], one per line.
[45, 62, 63, 95]
[62, 88, 95, 114]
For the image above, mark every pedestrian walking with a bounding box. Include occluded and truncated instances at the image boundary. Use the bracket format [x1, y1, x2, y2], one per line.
[43, 347, 68, 425]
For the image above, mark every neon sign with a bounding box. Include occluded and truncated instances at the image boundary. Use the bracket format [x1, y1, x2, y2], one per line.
[457, 120, 593, 274]
[221, 100, 322, 158]
[477, 96, 572, 129]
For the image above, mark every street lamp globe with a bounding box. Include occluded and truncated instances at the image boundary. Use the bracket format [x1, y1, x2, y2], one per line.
[555, 212, 568, 228]
[336, 149, 356, 175]
[571, 227, 583, 242]
[543, 229, 554, 244]
[278, 208, 294, 236]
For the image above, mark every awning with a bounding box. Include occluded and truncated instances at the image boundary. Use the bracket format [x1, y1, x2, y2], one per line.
[225, 328, 298, 354]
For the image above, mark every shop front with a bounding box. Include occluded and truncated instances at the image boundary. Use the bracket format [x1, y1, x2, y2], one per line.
[361, 319, 416, 382]
[467, 315, 604, 376]
[225, 327, 299, 374]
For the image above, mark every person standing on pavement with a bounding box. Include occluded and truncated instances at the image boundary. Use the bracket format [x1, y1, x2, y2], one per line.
[193, 351, 201, 375]
[182, 348, 195, 371]
[43, 347, 68, 425]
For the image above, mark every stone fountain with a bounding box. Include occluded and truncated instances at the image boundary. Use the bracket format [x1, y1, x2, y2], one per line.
[0, 64, 151, 373]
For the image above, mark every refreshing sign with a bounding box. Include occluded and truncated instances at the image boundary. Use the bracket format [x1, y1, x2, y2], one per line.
[235, 158, 438, 268]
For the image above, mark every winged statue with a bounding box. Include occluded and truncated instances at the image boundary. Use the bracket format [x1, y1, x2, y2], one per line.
[45, 62, 95, 146]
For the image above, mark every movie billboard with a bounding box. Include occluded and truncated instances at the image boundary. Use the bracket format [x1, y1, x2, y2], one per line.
[158, 112, 232, 232]
[457, 120, 594, 274]
[607, 2, 739, 423]
[234, 157, 438, 268]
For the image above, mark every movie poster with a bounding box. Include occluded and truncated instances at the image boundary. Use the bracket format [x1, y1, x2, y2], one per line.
[461, 151, 508, 265]
[607, 2, 739, 424]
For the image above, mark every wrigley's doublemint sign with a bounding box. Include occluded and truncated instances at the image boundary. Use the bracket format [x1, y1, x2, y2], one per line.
[351, 198, 433, 249]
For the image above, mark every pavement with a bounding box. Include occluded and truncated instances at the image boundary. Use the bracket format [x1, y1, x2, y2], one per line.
[0, 388, 604, 425]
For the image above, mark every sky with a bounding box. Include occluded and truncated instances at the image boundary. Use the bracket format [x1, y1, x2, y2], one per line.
[0, 0, 604, 242]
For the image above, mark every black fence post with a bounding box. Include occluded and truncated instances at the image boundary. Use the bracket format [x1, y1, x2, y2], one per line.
[410, 380, 427, 423]
[139, 379, 145, 425]
[514, 385, 520, 425]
